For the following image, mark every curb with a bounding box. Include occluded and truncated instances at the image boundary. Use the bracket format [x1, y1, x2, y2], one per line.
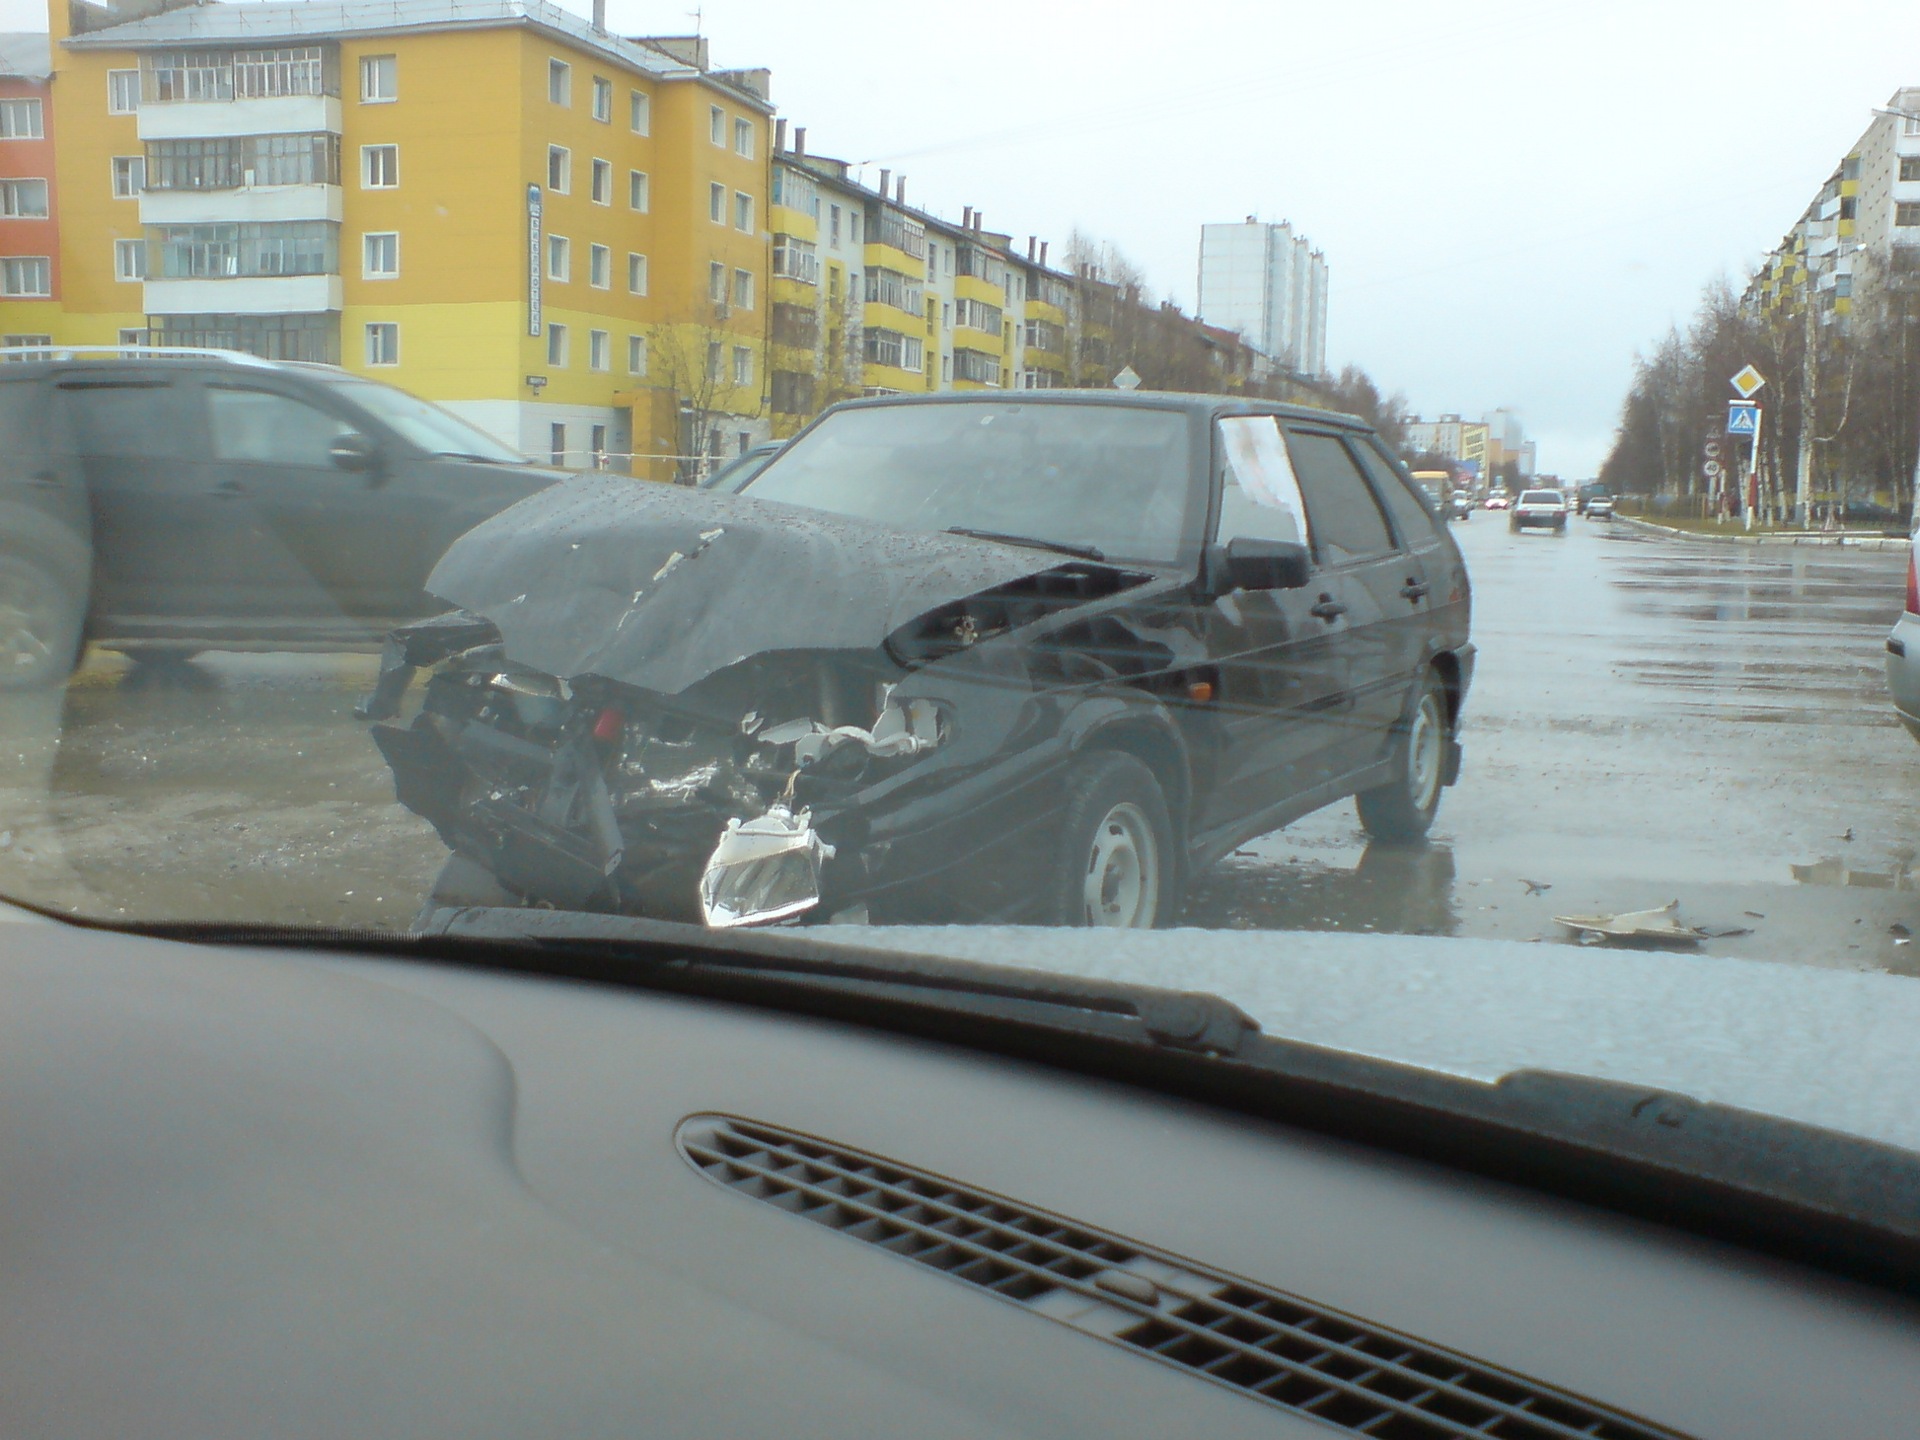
[1615, 515, 1910, 550]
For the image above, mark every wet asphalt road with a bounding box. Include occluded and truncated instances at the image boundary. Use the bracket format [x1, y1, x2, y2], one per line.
[4, 514, 1919, 973]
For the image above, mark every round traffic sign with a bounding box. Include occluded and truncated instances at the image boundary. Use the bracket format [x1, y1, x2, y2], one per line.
[1703, 460, 1723, 478]
[1704, 439, 1722, 459]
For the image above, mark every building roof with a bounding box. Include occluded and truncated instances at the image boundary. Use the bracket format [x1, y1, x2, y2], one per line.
[61, 0, 772, 104]
[0, 31, 52, 79]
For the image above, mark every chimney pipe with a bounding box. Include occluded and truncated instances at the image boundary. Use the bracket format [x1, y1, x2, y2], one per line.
[962, 205, 973, 229]
[878, 168, 891, 200]
[1039, 240, 1048, 265]
[793, 126, 806, 156]
[1027, 235, 1035, 260]
[774, 117, 787, 152]
[973, 210, 983, 232]
[895, 174, 905, 205]
[591, 0, 605, 33]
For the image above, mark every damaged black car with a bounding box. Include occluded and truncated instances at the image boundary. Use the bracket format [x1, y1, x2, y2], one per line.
[362, 392, 1474, 929]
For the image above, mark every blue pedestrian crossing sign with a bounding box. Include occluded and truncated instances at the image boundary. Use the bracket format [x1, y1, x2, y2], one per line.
[1727, 402, 1759, 436]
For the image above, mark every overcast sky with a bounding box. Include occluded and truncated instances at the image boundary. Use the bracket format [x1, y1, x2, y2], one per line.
[9, 0, 1919, 473]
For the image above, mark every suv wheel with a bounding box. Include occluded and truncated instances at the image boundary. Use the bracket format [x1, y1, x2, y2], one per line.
[1357, 672, 1449, 843]
[0, 553, 83, 691]
[1047, 752, 1177, 927]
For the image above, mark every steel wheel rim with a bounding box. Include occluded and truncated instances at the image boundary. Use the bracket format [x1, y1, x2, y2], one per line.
[1083, 801, 1159, 928]
[1407, 694, 1444, 813]
[0, 568, 59, 677]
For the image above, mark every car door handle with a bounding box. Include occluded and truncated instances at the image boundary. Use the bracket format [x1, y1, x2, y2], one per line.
[1309, 595, 1347, 622]
[1399, 580, 1430, 601]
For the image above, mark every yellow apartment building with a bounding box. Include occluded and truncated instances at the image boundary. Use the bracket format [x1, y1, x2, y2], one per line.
[15, 0, 772, 478]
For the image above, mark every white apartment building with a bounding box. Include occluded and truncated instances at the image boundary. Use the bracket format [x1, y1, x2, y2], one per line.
[1195, 217, 1328, 379]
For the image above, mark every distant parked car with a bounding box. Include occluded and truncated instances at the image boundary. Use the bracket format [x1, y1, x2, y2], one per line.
[1484, 491, 1511, 511]
[1585, 494, 1615, 519]
[1448, 490, 1474, 521]
[1510, 489, 1569, 533]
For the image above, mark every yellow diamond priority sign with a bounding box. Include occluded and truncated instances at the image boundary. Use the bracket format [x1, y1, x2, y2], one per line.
[1731, 364, 1766, 399]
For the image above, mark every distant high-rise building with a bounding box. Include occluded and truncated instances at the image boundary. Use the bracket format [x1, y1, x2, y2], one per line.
[1195, 218, 1327, 379]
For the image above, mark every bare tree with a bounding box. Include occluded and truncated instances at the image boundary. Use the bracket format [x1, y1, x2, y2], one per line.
[645, 292, 767, 484]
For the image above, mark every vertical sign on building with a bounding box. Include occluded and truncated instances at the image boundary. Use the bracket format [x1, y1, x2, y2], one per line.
[527, 183, 543, 337]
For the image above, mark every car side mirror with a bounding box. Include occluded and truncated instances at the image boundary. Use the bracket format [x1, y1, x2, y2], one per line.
[1208, 537, 1310, 594]
[329, 432, 377, 476]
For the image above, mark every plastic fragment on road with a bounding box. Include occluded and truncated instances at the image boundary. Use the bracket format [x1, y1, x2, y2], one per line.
[1552, 900, 1704, 947]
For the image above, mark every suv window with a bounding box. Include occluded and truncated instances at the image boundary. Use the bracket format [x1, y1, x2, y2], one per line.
[207, 387, 355, 467]
[1283, 429, 1395, 565]
[62, 380, 198, 458]
[1214, 415, 1307, 548]
[1349, 438, 1436, 547]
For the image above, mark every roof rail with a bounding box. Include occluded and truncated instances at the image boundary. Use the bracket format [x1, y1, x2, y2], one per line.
[0, 344, 290, 368]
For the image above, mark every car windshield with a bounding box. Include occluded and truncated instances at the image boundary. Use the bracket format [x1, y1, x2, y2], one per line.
[318, 377, 530, 464]
[740, 401, 1197, 564]
[4, 0, 1920, 1234]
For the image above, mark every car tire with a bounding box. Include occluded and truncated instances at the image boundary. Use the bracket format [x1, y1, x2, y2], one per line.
[1356, 671, 1449, 845]
[0, 551, 85, 692]
[1508, 519, 1520, 533]
[1046, 751, 1177, 928]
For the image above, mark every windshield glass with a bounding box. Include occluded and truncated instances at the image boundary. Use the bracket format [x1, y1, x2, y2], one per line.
[740, 401, 1198, 564]
[1519, 490, 1563, 504]
[320, 377, 529, 463]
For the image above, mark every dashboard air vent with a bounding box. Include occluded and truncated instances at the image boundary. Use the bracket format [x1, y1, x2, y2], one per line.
[677, 1115, 1692, 1440]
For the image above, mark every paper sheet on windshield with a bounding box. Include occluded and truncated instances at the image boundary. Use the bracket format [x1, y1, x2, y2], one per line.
[1219, 416, 1310, 541]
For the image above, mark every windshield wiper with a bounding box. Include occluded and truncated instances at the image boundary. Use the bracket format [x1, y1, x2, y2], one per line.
[429, 450, 526, 465]
[944, 527, 1105, 562]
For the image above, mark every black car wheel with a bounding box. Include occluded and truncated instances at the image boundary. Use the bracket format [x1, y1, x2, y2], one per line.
[1047, 751, 1176, 928]
[0, 552, 84, 692]
[1357, 671, 1449, 844]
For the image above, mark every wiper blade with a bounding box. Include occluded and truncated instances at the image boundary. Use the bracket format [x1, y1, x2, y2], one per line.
[944, 527, 1105, 562]
[430, 451, 524, 465]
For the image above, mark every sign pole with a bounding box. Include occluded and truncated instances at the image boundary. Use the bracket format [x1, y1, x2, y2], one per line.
[1746, 407, 1762, 531]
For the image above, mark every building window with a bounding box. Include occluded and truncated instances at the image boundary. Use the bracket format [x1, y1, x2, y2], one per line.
[589, 328, 609, 371]
[546, 322, 568, 367]
[588, 242, 610, 288]
[363, 230, 399, 278]
[548, 59, 570, 106]
[547, 145, 570, 193]
[628, 169, 649, 211]
[108, 69, 140, 113]
[590, 75, 611, 122]
[2, 333, 52, 356]
[627, 252, 648, 294]
[1, 257, 51, 296]
[590, 423, 607, 462]
[114, 237, 145, 280]
[863, 328, 924, 372]
[708, 260, 725, 303]
[0, 98, 43, 139]
[829, 204, 841, 245]
[549, 422, 566, 466]
[362, 143, 398, 188]
[1902, 156, 1920, 183]
[547, 233, 570, 282]
[117, 327, 149, 353]
[589, 157, 611, 204]
[111, 156, 145, 197]
[733, 117, 754, 158]
[364, 321, 399, 366]
[0, 178, 48, 217]
[731, 345, 753, 385]
[708, 181, 724, 223]
[709, 105, 724, 145]
[706, 340, 722, 380]
[1898, 202, 1920, 228]
[772, 235, 818, 283]
[732, 268, 754, 310]
[734, 191, 754, 232]
[851, 213, 863, 246]
[952, 349, 1000, 384]
[627, 333, 647, 375]
[629, 89, 650, 134]
[827, 267, 839, 301]
[359, 54, 396, 103]
[151, 220, 336, 278]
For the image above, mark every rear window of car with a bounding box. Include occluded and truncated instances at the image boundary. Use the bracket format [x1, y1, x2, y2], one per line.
[1520, 490, 1562, 505]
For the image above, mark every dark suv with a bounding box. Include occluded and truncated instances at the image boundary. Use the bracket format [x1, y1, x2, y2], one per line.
[0, 347, 563, 687]
[365, 391, 1476, 929]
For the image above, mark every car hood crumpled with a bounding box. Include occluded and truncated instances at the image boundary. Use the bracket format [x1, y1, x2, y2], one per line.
[424, 474, 1084, 694]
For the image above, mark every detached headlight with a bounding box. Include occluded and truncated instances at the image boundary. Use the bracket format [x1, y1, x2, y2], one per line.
[698, 804, 835, 928]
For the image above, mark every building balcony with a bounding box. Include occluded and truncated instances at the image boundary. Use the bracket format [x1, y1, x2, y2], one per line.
[144, 274, 342, 316]
[138, 95, 342, 142]
[140, 184, 342, 227]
